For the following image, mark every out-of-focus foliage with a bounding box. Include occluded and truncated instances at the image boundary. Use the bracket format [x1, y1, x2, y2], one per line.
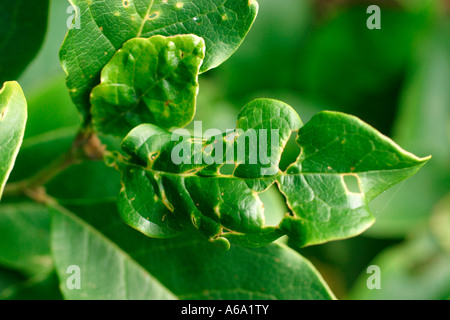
[350, 194, 450, 300]
[0, 1, 80, 300]
[368, 18, 450, 238]
[0, 1, 50, 84]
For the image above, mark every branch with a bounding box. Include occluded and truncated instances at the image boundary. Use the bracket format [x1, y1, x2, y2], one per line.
[3, 127, 106, 199]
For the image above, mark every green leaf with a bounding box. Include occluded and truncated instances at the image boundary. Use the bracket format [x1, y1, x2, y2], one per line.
[0, 201, 53, 276]
[60, 0, 259, 117]
[51, 200, 334, 300]
[51, 204, 176, 300]
[91, 35, 205, 137]
[213, 0, 314, 107]
[0, 82, 27, 199]
[111, 99, 429, 248]
[0, 265, 62, 300]
[0, 1, 50, 83]
[7, 76, 81, 183]
[112, 99, 299, 245]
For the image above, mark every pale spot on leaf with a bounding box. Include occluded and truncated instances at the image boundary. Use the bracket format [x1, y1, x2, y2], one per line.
[148, 12, 160, 20]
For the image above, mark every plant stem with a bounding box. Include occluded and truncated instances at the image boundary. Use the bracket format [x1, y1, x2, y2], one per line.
[3, 126, 106, 198]
[3, 151, 76, 198]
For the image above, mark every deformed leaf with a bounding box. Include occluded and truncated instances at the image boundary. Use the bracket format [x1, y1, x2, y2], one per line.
[111, 98, 430, 248]
[60, 0, 259, 117]
[1, 270, 62, 300]
[91, 35, 205, 137]
[278, 111, 430, 246]
[0, 82, 27, 199]
[113, 99, 300, 246]
[0, 266, 25, 300]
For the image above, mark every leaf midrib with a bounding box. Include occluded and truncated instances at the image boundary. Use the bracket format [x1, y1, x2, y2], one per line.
[122, 160, 427, 181]
[136, 0, 155, 37]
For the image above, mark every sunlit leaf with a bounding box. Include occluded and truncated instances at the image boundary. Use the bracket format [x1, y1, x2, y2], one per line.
[60, 0, 259, 117]
[111, 99, 429, 248]
[91, 35, 205, 137]
[0, 82, 27, 199]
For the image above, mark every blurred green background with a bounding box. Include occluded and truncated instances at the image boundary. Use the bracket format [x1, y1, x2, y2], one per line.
[1, 0, 449, 299]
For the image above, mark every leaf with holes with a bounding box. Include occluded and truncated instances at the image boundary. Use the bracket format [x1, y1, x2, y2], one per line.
[60, 0, 259, 117]
[0, 82, 27, 200]
[91, 35, 205, 138]
[109, 98, 429, 248]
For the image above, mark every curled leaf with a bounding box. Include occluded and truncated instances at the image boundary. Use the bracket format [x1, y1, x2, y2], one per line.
[111, 99, 430, 248]
[91, 35, 205, 137]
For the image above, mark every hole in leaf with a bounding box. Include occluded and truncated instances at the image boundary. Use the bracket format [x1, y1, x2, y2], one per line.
[343, 175, 361, 194]
[259, 185, 288, 227]
[279, 133, 300, 171]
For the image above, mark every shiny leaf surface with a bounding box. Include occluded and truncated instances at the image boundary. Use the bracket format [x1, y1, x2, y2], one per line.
[112, 99, 429, 248]
[91, 35, 205, 137]
[0, 82, 27, 199]
[60, 0, 259, 117]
